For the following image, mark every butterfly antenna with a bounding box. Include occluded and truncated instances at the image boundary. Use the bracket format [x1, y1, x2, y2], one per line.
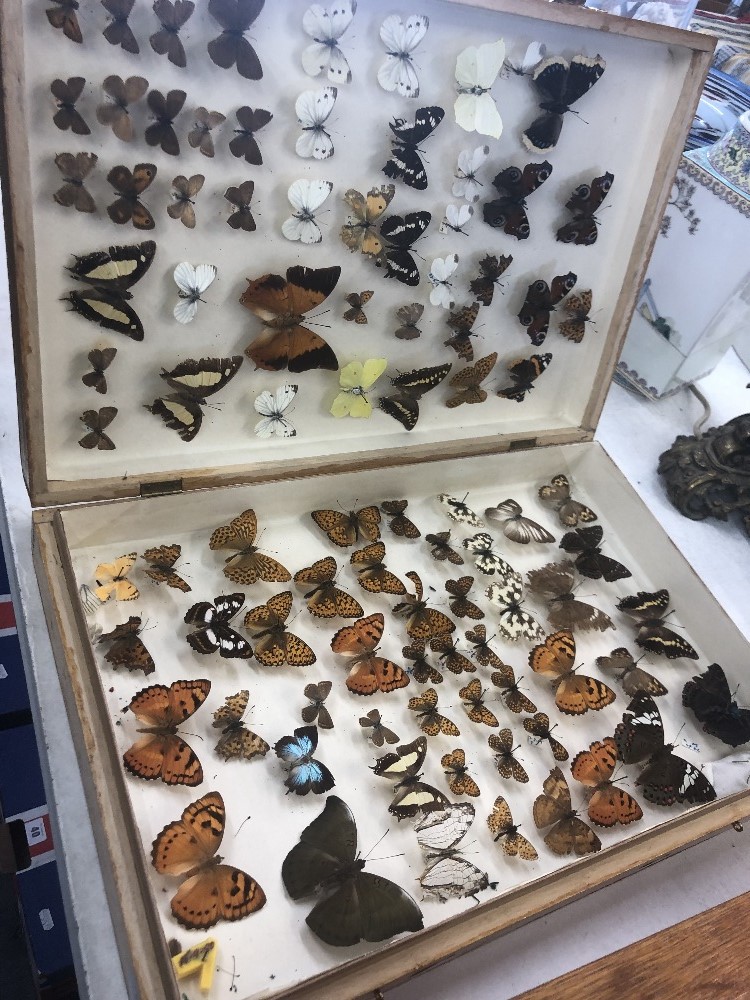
[235, 814, 253, 836]
[362, 828, 391, 860]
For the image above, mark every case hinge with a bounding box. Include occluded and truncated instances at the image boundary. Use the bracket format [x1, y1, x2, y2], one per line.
[508, 437, 538, 452]
[140, 479, 183, 498]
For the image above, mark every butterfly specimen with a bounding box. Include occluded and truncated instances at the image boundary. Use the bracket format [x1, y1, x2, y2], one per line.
[168, 175, 204, 230]
[51, 77, 90, 135]
[557, 173, 614, 246]
[527, 560, 613, 634]
[106, 163, 156, 230]
[242, 264, 340, 373]
[142, 543, 191, 592]
[213, 690, 269, 761]
[440, 204, 473, 237]
[393, 571, 455, 641]
[349, 542, 406, 596]
[53, 152, 97, 214]
[616, 589, 698, 660]
[518, 272, 578, 346]
[283, 177, 334, 242]
[96, 76, 148, 144]
[425, 531, 464, 565]
[504, 41, 547, 77]
[378, 210, 431, 286]
[460, 678, 499, 727]
[302, 1, 356, 82]
[465, 624, 503, 668]
[207, 0, 264, 80]
[209, 509, 290, 587]
[445, 577, 483, 621]
[454, 39, 505, 138]
[482, 161, 552, 239]
[301, 681, 334, 729]
[282, 796, 423, 944]
[682, 663, 750, 747]
[408, 687, 460, 736]
[294, 557, 364, 619]
[81, 349, 117, 395]
[343, 291, 374, 324]
[383, 106, 444, 190]
[150, 0, 195, 67]
[330, 359, 388, 419]
[146, 356, 243, 441]
[571, 737, 643, 828]
[360, 710, 399, 747]
[462, 533, 513, 578]
[446, 352, 498, 408]
[430, 634, 475, 675]
[340, 186, 396, 258]
[428, 255, 458, 310]
[243, 591, 316, 667]
[416, 804, 494, 902]
[373, 736, 449, 820]
[381, 499, 420, 539]
[490, 663, 537, 714]
[102, 0, 139, 53]
[311, 505, 381, 547]
[438, 493, 484, 527]
[94, 552, 137, 601]
[296, 87, 337, 159]
[172, 262, 216, 324]
[378, 14, 429, 98]
[485, 499, 555, 544]
[275, 725, 335, 796]
[254, 384, 298, 438]
[487, 796, 538, 860]
[523, 712, 569, 762]
[152, 791, 266, 928]
[469, 254, 512, 307]
[228, 106, 273, 164]
[560, 525, 632, 583]
[403, 641, 443, 685]
[486, 573, 545, 643]
[184, 594, 253, 659]
[98, 617, 154, 674]
[145, 88, 185, 156]
[523, 54, 606, 154]
[596, 647, 667, 698]
[533, 767, 602, 856]
[225, 181, 256, 232]
[452, 145, 489, 203]
[379, 361, 451, 430]
[497, 353, 552, 402]
[188, 107, 226, 157]
[538, 474, 597, 527]
[46, 0, 82, 43]
[123, 679, 210, 785]
[443, 302, 480, 361]
[615, 693, 716, 805]
[331, 613, 409, 696]
[530, 630, 616, 715]
[488, 729, 529, 782]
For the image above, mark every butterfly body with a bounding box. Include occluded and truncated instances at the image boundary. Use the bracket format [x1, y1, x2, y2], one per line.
[482, 162, 552, 239]
[169, 177, 205, 231]
[465, 624, 502, 668]
[229, 106, 273, 164]
[184, 593, 253, 659]
[530, 630, 615, 715]
[331, 613, 409, 696]
[488, 730, 529, 783]
[302, 681, 334, 729]
[445, 576, 483, 621]
[207, 0, 265, 79]
[67, 240, 155, 341]
[485, 498, 555, 545]
[254, 384, 298, 438]
[595, 647, 667, 698]
[557, 173, 614, 245]
[79, 406, 117, 450]
[124, 679, 210, 786]
[46, 0, 82, 43]
[378, 14, 429, 98]
[311, 505, 381, 547]
[82, 348, 117, 395]
[96, 75, 148, 143]
[54, 152, 97, 213]
[559, 525, 631, 582]
[294, 556, 364, 619]
[150, 0, 195, 67]
[147, 356, 243, 441]
[571, 737, 643, 828]
[244, 590, 316, 667]
[486, 573, 546, 643]
[408, 686, 460, 736]
[523, 712, 569, 762]
[539, 474, 597, 526]
[372, 736, 449, 820]
[51, 76, 90, 135]
[497, 353, 552, 402]
[225, 181, 256, 231]
[425, 531, 464, 565]
[446, 352, 497, 407]
[444, 302, 480, 361]
[360, 709, 400, 747]
[341, 186, 396, 257]
[383, 105, 445, 189]
[189, 107, 226, 158]
[350, 542, 406, 595]
[403, 641, 443, 686]
[527, 560, 614, 633]
[490, 663, 537, 714]
[459, 678, 498, 727]
[393, 571, 455, 640]
[416, 803, 494, 901]
[616, 589, 698, 659]
[302, 1, 356, 83]
[431, 635, 476, 675]
[142, 543, 191, 592]
[462, 532, 512, 577]
[94, 552, 137, 601]
[209, 509, 291, 586]
[682, 663, 750, 747]
[454, 40, 505, 138]
[275, 725, 335, 796]
[107, 163, 157, 230]
[381, 499, 420, 539]
[378, 211, 432, 286]
[469, 253, 512, 306]
[487, 796, 538, 859]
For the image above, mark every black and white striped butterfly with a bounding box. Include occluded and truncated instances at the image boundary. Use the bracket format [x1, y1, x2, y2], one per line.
[295, 87, 337, 159]
[486, 573, 545, 642]
[378, 211, 431, 286]
[415, 803, 495, 902]
[372, 736, 449, 821]
[437, 494, 484, 527]
[462, 533, 513, 577]
[184, 593, 252, 659]
[616, 589, 698, 660]
[485, 499, 555, 544]
[382, 106, 444, 191]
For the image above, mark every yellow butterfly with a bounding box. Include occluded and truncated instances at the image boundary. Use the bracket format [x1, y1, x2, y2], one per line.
[94, 552, 138, 602]
[330, 358, 387, 419]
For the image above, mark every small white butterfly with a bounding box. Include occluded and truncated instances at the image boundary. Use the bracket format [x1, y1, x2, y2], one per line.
[295, 87, 337, 159]
[172, 262, 217, 324]
[301, 2, 356, 83]
[377, 14, 429, 98]
[440, 204, 473, 235]
[254, 384, 298, 438]
[428, 254, 458, 309]
[281, 179, 333, 244]
[504, 41, 547, 78]
[452, 146, 490, 203]
[454, 39, 505, 139]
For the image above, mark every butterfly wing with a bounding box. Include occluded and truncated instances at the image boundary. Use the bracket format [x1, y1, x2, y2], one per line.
[152, 791, 224, 876]
[638, 747, 716, 806]
[378, 15, 429, 98]
[308, 871, 424, 945]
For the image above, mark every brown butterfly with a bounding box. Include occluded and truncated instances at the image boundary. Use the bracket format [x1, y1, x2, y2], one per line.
[359, 709, 399, 746]
[123, 679, 210, 786]
[393, 302, 424, 340]
[311, 505, 381, 547]
[97, 616, 154, 675]
[301, 681, 334, 728]
[207, 0, 265, 80]
[229, 106, 273, 164]
[444, 302, 480, 361]
[446, 352, 497, 408]
[151, 791, 266, 928]
[350, 541, 405, 595]
[293, 557, 364, 619]
[106, 163, 156, 230]
[559, 290, 593, 342]
[341, 185, 396, 256]
[393, 572, 456, 641]
[424, 531, 464, 565]
[557, 173, 613, 246]
[596, 647, 667, 698]
[469, 253, 512, 306]
[188, 107, 226, 158]
[408, 687, 460, 737]
[538, 474, 598, 527]
[488, 730, 529, 783]
[484, 499, 555, 545]
[459, 678, 499, 727]
[142, 543, 191, 592]
[46, 0, 82, 43]
[145, 88, 186, 156]
[381, 500, 420, 539]
[51, 77, 90, 135]
[529, 630, 616, 716]
[441, 748, 480, 797]
[96, 75, 148, 142]
[526, 560, 614, 633]
[150, 0, 195, 67]
[571, 737, 643, 828]
[430, 634, 475, 674]
[209, 509, 291, 586]
[533, 766, 602, 856]
[54, 152, 97, 213]
[402, 641, 443, 685]
[490, 663, 537, 714]
[523, 713, 569, 762]
[518, 272, 577, 346]
[331, 613, 409, 696]
[487, 796, 538, 860]
[225, 181, 256, 232]
[82, 348, 117, 394]
[344, 291, 374, 324]
[102, 0, 139, 53]
[464, 624, 503, 668]
[79, 406, 117, 449]
[212, 690, 269, 761]
[168, 175, 204, 229]
[445, 576, 484, 620]
[243, 591, 316, 666]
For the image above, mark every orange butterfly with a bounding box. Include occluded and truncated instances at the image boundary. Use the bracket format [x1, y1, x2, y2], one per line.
[330, 613, 409, 696]
[408, 687, 461, 737]
[123, 679, 210, 786]
[94, 552, 138, 602]
[533, 767, 601, 857]
[141, 543, 191, 592]
[209, 509, 291, 586]
[571, 737, 643, 828]
[393, 572, 455, 641]
[487, 796, 538, 860]
[464, 624, 504, 668]
[151, 791, 266, 929]
[350, 541, 406, 595]
[459, 678, 499, 727]
[293, 557, 364, 619]
[430, 634, 475, 674]
[445, 352, 498, 408]
[488, 730, 529, 783]
[311, 505, 381, 547]
[490, 663, 537, 714]
[529, 630, 616, 715]
[402, 641, 444, 685]
[444, 576, 484, 620]
[243, 591, 316, 667]
[441, 748, 480, 797]
[523, 713, 569, 762]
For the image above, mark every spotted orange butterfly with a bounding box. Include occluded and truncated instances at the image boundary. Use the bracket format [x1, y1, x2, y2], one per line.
[293, 557, 364, 619]
[402, 641, 444, 685]
[570, 737, 643, 828]
[459, 678, 499, 727]
[490, 663, 537, 714]
[523, 713, 569, 762]
[488, 729, 529, 783]
[441, 748, 480, 797]
[330, 613, 409, 696]
[529, 630, 616, 716]
[533, 766, 601, 857]
[464, 624, 503, 668]
[430, 634, 475, 674]
[487, 796, 538, 860]
[243, 591, 316, 666]
[349, 541, 406, 595]
[209, 509, 290, 586]
[98, 616, 155, 675]
[142, 543, 191, 592]
[444, 576, 484, 620]
[392, 572, 456, 641]
[212, 690, 269, 762]
[408, 687, 460, 737]
[311, 505, 381, 547]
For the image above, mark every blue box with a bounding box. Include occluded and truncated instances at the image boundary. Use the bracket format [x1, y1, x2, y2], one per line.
[16, 861, 74, 976]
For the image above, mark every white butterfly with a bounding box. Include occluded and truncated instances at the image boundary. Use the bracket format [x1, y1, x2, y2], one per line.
[454, 39, 505, 139]
[504, 41, 547, 78]
[172, 262, 217, 324]
[377, 14, 429, 98]
[254, 384, 298, 438]
[452, 146, 489, 203]
[416, 804, 492, 902]
[295, 87, 337, 159]
[438, 493, 484, 527]
[440, 203, 473, 235]
[301, 2, 356, 83]
[281, 179, 333, 244]
[463, 532, 514, 577]
[428, 254, 458, 309]
[486, 576, 545, 642]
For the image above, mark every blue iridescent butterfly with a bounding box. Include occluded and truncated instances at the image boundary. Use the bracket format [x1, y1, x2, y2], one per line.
[274, 725, 335, 796]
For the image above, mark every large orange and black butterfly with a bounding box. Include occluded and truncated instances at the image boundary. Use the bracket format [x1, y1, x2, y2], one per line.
[441, 748, 480, 797]
[151, 791, 266, 928]
[142, 544, 191, 592]
[293, 557, 364, 619]
[98, 616, 154, 675]
[350, 542, 406, 595]
[392, 572, 455, 641]
[209, 509, 291, 586]
[529, 630, 616, 716]
[243, 591, 316, 667]
[487, 796, 538, 860]
[459, 678, 499, 727]
[533, 766, 602, 857]
[212, 690, 269, 761]
[331, 613, 409, 696]
[490, 662, 537, 714]
[571, 737, 643, 828]
[408, 687, 460, 737]
[488, 730, 529, 783]
[123, 679, 210, 786]
[311, 505, 381, 547]
[241, 265, 341, 373]
[381, 499, 420, 539]
[430, 635, 475, 674]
